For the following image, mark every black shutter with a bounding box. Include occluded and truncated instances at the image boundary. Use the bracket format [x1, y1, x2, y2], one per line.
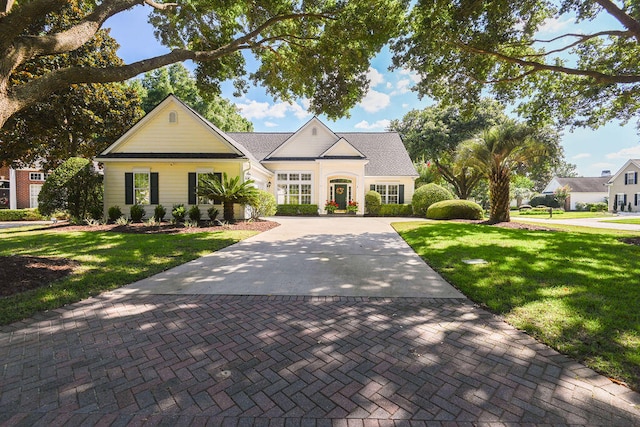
[399, 185, 405, 204]
[635, 194, 638, 206]
[150, 173, 159, 205]
[370, 184, 375, 191]
[214, 172, 222, 182]
[625, 174, 629, 185]
[125, 173, 133, 205]
[636, 172, 638, 184]
[188, 172, 197, 205]
[624, 194, 628, 205]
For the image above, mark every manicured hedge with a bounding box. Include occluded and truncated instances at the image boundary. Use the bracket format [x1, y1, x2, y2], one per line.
[519, 207, 564, 215]
[276, 204, 319, 216]
[412, 183, 454, 217]
[365, 190, 382, 215]
[426, 200, 483, 220]
[529, 194, 561, 208]
[378, 204, 413, 217]
[0, 209, 45, 221]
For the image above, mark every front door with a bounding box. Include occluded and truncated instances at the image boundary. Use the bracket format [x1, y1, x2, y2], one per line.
[334, 184, 347, 209]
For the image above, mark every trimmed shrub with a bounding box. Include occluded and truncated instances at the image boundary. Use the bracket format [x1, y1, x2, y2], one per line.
[207, 206, 220, 221]
[0, 209, 45, 221]
[154, 204, 166, 222]
[249, 190, 277, 219]
[412, 183, 454, 217]
[172, 204, 186, 222]
[519, 207, 564, 215]
[188, 205, 202, 222]
[529, 194, 561, 208]
[107, 205, 122, 223]
[378, 204, 413, 217]
[130, 204, 145, 222]
[276, 204, 319, 216]
[365, 190, 382, 215]
[426, 200, 483, 220]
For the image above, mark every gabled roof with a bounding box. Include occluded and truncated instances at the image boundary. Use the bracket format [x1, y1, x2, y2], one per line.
[607, 159, 640, 184]
[552, 176, 610, 193]
[320, 138, 366, 159]
[264, 117, 338, 159]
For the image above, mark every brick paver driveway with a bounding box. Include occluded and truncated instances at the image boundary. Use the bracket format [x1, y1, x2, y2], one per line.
[1, 218, 639, 426]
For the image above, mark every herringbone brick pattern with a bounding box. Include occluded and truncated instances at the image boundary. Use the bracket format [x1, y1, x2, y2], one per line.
[1, 295, 639, 426]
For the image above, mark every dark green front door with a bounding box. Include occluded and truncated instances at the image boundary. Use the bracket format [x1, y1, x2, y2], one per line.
[335, 184, 347, 209]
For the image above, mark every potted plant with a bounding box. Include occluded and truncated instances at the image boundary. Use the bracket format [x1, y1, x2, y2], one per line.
[324, 200, 339, 214]
[346, 200, 358, 214]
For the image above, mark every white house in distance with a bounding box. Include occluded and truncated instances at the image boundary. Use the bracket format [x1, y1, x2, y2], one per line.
[96, 95, 418, 219]
[606, 159, 640, 212]
[542, 175, 609, 210]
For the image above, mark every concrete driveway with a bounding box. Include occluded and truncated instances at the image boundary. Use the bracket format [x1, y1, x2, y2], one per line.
[115, 217, 464, 298]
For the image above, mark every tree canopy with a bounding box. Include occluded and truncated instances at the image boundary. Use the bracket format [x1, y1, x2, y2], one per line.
[138, 64, 253, 132]
[0, 0, 408, 131]
[393, 0, 640, 130]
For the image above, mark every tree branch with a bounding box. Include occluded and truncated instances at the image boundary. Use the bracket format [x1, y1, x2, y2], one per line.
[594, 0, 640, 41]
[522, 30, 632, 58]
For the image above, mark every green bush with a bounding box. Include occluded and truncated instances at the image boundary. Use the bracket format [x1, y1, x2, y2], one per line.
[276, 204, 319, 216]
[107, 205, 122, 223]
[172, 204, 186, 222]
[130, 204, 146, 222]
[154, 204, 166, 222]
[519, 207, 564, 215]
[249, 190, 277, 219]
[0, 209, 45, 221]
[365, 190, 382, 215]
[426, 200, 484, 220]
[378, 204, 413, 217]
[412, 183, 454, 217]
[188, 205, 202, 222]
[529, 194, 561, 208]
[207, 206, 219, 220]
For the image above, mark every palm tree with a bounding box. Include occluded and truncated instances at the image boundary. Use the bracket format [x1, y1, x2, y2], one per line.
[457, 121, 547, 223]
[197, 172, 258, 221]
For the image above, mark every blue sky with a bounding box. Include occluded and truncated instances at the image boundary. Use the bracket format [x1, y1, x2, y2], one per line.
[105, 6, 640, 177]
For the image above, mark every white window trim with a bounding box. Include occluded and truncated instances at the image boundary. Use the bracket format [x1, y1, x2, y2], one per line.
[29, 172, 44, 181]
[276, 171, 313, 205]
[168, 111, 178, 124]
[626, 171, 637, 185]
[375, 183, 400, 204]
[29, 184, 42, 208]
[133, 171, 151, 205]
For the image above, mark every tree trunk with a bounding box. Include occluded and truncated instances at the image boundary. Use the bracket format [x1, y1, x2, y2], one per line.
[223, 201, 234, 221]
[488, 167, 511, 223]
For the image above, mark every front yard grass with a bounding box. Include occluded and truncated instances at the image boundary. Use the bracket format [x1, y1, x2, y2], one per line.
[511, 210, 614, 219]
[0, 227, 257, 325]
[601, 217, 640, 225]
[394, 221, 640, 391]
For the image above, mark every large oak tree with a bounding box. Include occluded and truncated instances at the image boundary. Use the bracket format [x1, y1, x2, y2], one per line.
[393, 0, 640, 129]
[0, 0, 407, 131]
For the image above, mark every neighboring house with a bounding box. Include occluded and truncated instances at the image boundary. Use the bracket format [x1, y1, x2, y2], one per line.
[96, 95, 418, 219]
[542, 176, 609, 210]
[0, 165, 48, 210]
[606, 159, 640, 212]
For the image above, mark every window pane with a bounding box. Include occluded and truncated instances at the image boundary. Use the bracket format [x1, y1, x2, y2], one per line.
[301, 173, 311, 181]
[134, 173, 150, 204]
[277, 173, 288, 181]
[134, 173, 149, 187]
[301, 195, 311, 204]
[289, 173, 299, 181]
[277, 184, 287, 204]
[301, 184, 311, 195]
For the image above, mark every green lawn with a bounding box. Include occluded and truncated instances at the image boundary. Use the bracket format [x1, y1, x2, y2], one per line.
[601, 218, 640, 225]
[511, 210, 614, 219]
[0, 226, 257, 325]
[394, 221, 640, 391]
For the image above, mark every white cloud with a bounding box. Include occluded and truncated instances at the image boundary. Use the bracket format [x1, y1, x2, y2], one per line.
[367, 67, 385, 87]
[394, 79, 411, 95]
[572, 153, 591, 160]
[386, 82, 393, 89]
[592, 162, 615, 168]
[402, 103, 410, 108]
[358, 89, 390, 113]
[399, 68, 421, 84]
[264, 121, 278, 128]
[606, 145, 640, 159]
[354, 119, 390, 130]
[236, 100, 310, 120]
[538, 17, 573, 35]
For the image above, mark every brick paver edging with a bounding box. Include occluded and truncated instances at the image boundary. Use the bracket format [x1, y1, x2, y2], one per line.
[1, 294, 639, 426]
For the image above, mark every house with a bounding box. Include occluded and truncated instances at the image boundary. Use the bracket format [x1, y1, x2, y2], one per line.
[0, 164, 49, 210]
[542, 175, 609, 210]
[96, 95, 418, 219]
[606, 159, 640, 212]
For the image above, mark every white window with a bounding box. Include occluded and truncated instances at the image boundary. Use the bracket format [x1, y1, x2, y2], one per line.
[29, 172, 44, 181]
[626, 171, 637, 185]
[276, 172, 313, 204]
[134, 172, 150, 205]
[616, 193, 626, 207]
[169, 111, 178, 124]
[376, 184, 400, 204]
[29, 184, 42, 208]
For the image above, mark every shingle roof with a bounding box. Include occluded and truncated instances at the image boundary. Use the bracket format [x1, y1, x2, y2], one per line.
[555, 176, 609, 193]
[228, 131, 418, 177]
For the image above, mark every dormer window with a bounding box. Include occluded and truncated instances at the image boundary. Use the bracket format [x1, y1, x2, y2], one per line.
[169, 111, 178, 124]
[311, 127, 317, 136]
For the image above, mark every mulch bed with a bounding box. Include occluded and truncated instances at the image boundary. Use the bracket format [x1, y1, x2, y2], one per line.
[45, 219, 280, 234]
[0, 255, 80, 297]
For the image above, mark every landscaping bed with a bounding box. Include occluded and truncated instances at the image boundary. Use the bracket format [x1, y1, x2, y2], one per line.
[46, 219, 279, 234]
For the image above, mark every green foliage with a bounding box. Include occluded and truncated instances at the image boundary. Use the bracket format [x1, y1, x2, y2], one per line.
[529, 194, 561, 209]
[154, 204, 166, 221]
[188, 205, 202, 222]
[378, 204, 413, 217]
[108, 206, 122, 223]
[249, 190, 277, 220]
[172, 204, 186, 222]
[197, 173, 258, 221]
[365, 191, 382, 215]
[38, 157, 102, 220]
[276, 204, 319, 216]
[426, 200, 483, 220]
[519, 207, 564, 216]
[139, 64, 253, 132]
[207, 207, 220, 221]
[0, 209, 45, 221]
[411, 183, 454, 217]
[392, 1, 640, 131]
[575, 202, 608, 212]
[130, 204, 146, 222]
